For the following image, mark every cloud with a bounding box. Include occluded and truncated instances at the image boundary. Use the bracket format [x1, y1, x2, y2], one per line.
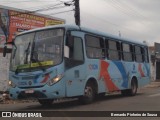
[1, 0, 160, 45]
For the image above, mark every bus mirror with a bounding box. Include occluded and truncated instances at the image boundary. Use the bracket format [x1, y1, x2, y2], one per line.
[3, 42, 14, 57]
[3, 46, 7, 57]
[66, 36, 74, 47]
[64, 45, 69, 58]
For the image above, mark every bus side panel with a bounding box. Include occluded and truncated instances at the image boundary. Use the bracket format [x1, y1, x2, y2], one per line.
[109, 60, 129, 90]
[123, 62, 150, 89]
[65, 64, 87, 97]
[98, 60, 150, 92]
[99, 60, 128, 92]
[84, 59, 126, 94]
[86, 59, 106, 93]
[137, 62, 151, 87]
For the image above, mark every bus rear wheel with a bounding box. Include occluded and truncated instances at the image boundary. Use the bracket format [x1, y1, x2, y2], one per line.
[129, 78, 138, 96]
[38, 99, 53, 106]
[79, 82, 95, 104]
[121, 78, 137, 96]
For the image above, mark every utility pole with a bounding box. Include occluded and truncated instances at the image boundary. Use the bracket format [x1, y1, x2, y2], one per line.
[74, 0, 80, 26]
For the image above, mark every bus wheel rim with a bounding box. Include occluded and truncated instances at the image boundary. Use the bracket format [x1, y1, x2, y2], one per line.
[84, 86, 93, 97]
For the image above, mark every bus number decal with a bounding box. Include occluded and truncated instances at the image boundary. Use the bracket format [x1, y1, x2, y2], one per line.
[89, 64, 98, 70]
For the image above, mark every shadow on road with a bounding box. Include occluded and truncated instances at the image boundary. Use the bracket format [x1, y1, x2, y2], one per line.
[19, 92, 144, 111]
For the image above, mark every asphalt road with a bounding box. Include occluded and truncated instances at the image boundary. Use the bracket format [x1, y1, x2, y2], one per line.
[1, 86, 160, 120]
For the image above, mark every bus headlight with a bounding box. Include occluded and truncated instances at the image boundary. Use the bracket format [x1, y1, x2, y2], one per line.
[8, 80, 16, 88]
[47, 74, 64, 86]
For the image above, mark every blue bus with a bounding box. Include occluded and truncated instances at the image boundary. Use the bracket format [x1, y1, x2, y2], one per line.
[4, 25, 150, 105]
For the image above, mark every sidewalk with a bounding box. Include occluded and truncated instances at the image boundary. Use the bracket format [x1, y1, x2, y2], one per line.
[145, 81, 160, 88]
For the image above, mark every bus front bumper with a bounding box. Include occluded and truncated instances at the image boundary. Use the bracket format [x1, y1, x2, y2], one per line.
[9, 83, 64, 100]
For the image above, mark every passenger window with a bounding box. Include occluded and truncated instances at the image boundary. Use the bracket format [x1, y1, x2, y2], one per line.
[86, 35, 105, 59]
[134, 46, 143, 62]
[122, 43, 133, 61]
[107, 40, 121, 61]
[142, 47, 149, 63]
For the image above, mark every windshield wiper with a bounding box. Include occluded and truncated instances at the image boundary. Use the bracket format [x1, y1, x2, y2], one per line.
[24, 42, 31, 64]
[15, 42, 31, 74]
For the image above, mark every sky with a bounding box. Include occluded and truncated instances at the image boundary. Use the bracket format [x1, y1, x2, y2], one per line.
[0, 0, 160, 46]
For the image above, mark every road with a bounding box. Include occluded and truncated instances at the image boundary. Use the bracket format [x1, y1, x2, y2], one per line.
[0, 86, 160, 120]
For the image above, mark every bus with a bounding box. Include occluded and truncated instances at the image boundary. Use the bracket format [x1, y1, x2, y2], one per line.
[3, 25, 150, 105]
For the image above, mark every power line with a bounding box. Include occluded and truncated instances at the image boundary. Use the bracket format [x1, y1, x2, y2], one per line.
[0, 0, 57, 3]
[49, 9, 74, 15]
[81, 10, 149, 37]
[107, 0, 139, 18]
[27, 1, 73, 13]
[102, 0, 146, 26]
[1, 0, 32, 2]
[33, 3, 64, 12]
[114, 0, 147, 19]
[0, 0, 37, 5]
[0, 1, 73, 18]
[24, 2, 61, 11]
[1, 0, 73, 12]
[110, 0, 147, 20]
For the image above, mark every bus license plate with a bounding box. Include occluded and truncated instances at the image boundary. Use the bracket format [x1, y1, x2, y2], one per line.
[25, 89, 34, 94]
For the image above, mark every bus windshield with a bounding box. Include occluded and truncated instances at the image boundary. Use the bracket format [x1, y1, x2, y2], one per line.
[10, 28, 64, 72]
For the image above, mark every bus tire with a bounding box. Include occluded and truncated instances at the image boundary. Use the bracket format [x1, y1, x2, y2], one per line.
[121, 78, 137, 96]
[129, 78, 138, 96]
[79, 82, 95, 104]
[38, 99, 53, 106]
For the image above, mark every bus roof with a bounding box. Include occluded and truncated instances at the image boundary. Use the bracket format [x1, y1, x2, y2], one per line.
[17, 24, 147, 46]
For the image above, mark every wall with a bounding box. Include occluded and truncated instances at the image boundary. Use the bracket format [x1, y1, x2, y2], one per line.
[0, 53, 10, 92]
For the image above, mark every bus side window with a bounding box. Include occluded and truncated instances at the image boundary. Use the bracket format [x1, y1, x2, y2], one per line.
[134, 46, 143, 62]
[105, 39, 109, 58]
[122, 43, 133, 62]
[65, 36, 84, 69]
[108, 40, 121, 61]
[142, 47, 149, 63]
[85, 35, 105, 59]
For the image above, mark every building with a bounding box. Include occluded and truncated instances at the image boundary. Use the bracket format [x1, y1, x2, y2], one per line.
[149, 44, 160, 81]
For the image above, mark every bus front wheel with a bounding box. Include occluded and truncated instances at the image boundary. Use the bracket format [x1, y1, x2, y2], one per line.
[79, 82, 95, 104]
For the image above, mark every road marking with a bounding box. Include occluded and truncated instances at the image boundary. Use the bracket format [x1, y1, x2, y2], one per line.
[148, 93, 160, 97]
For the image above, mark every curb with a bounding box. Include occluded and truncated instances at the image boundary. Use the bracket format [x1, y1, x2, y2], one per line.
[145, 82, 160, 88]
